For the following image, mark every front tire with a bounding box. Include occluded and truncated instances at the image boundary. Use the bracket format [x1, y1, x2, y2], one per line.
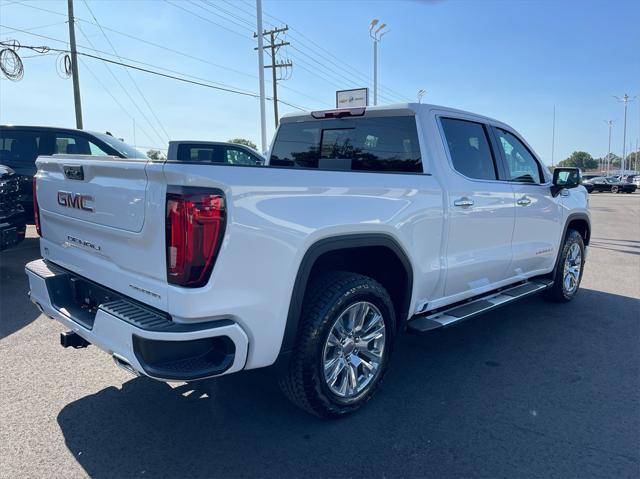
[544, 229, 585, 302]
[279, 271, 395, 418]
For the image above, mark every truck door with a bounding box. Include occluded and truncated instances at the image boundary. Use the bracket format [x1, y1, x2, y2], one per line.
[492, 127, 562, 277]
[438, 117, 516, 300]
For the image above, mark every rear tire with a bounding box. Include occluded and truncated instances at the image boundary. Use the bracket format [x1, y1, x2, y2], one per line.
[279, 271, 395, 418]
[544, 229, 585, 302]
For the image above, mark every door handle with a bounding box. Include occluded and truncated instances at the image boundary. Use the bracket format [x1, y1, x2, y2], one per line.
[517, 196, 532, 206]
[454, 198, 474, 207]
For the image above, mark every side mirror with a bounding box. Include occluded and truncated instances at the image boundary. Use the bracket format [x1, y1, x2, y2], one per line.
[551, 167, 580, 197]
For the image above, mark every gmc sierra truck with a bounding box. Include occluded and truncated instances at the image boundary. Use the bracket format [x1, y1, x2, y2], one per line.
[26, 104, 590, 418]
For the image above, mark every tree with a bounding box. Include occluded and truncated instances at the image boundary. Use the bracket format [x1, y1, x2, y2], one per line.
[557, 151, 597, 170]
[228, 138, 257, 151]
[146, 149, 166, 160]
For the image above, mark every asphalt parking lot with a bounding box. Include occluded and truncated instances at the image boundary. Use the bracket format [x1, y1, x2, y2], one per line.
[1, 193, 638, 479]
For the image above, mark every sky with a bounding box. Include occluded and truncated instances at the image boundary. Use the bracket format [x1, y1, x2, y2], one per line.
[0, 0, 639, 164]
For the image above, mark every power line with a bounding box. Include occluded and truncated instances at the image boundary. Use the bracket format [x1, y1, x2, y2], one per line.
[199, 0, 255, 30]
[81, 0, 170, 141]
[75, 22, 166, 144]
[164, 0, 253, 41]
[238, 0, 409, 102]
[2, 36, 311, 112]
[78, 56, 158, 148]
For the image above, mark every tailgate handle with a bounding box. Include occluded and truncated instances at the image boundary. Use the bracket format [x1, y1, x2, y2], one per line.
[64, 165, 84, 181]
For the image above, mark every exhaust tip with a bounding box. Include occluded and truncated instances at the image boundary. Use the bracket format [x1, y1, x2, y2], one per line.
[112, 354, 140, 377]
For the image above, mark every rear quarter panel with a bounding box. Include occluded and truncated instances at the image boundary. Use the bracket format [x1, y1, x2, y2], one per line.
[162, 163, 444, 368]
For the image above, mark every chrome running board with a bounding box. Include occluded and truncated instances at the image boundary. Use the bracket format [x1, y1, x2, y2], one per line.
[407, 279, 553, 334]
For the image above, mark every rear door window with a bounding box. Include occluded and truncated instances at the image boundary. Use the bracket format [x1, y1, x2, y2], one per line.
[176, 144, 224, 163]
[440, 118, 498, 181]
[0, 130, 46, 167]
[269, 116, 422, 173]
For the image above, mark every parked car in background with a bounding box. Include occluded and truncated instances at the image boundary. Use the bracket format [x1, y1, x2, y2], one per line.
[583, 176, 637, 193]
[167, 140, 264, 165]
[581, 174, 600, 183]
[0, 165, 27, 251]
[0, 126, 146, 221]
[633, 176, 640, 188]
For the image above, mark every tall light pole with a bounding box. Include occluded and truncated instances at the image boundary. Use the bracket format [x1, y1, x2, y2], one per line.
[256, 0, 267, 153]
[551, 105, 556, 167]
[369, 19, 388, 106]
[614, 94, 636, 175]
[604, 120, 614, 176]
[417, 89, 426, 103]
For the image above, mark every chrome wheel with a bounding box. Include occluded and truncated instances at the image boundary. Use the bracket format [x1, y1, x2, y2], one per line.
[563, 243, 582, 294]
[322, 301, 386, 399]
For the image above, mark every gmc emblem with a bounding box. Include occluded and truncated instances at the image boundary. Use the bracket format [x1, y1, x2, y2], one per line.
[57, 191, 95, 212]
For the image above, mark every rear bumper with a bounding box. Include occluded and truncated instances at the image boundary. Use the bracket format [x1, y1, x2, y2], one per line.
[25, 259, 249, 381]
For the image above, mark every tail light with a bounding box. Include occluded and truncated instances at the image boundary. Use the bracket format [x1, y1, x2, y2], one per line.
[33, 177, 41, 236]
[165, 186, 226, 288]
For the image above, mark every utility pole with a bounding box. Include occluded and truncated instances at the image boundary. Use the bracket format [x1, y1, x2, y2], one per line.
[614, 94, 636, 175]
[369, 19, 388, 106]
[67, 0, 83, 129]
[255, 0, 267, 153]
[551, 105, 556, 167]
[254, 26, 292, 128]
[604, 120, 614, 176]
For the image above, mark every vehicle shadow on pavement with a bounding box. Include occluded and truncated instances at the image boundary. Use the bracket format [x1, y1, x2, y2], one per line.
[0, 237, 42, 339]
[56, 288, 640, 478]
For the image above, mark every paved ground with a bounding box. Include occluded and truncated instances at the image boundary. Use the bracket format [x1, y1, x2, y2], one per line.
[1, 193, 638, 479]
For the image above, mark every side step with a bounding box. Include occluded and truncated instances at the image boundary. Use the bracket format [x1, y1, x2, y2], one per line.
[407, 279, 552, 335]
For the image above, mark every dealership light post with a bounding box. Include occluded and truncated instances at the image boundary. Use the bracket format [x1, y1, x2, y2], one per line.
[604, 119, 614, 175]
[614, 94, 636, 175]
[369, 19, 388, 106]
[256, 0, 267, 153]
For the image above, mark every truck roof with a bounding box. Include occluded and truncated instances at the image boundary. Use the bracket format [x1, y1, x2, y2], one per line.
[280, 103, 505, 127]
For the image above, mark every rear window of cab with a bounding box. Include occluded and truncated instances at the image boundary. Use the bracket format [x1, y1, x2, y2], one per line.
[269, 116, 422, 173]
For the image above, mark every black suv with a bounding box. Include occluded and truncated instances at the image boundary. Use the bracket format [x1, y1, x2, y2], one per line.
[0, 165, 27, 251]
[0, 126, 146, 221]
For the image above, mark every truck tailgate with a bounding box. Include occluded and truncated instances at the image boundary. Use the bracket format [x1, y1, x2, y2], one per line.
[35, 155, 168, 310]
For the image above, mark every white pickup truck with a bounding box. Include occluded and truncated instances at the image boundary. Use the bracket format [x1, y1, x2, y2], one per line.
[26, 104, 590, 418]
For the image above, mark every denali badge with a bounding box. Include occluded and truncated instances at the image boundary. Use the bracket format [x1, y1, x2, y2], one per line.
[66, 235, 102, 252]
[57, 191, 94, 212]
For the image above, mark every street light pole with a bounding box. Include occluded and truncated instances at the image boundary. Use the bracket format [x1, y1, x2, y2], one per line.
[604, 120, 614, 176]
[256, 0, 267, 153]
[551, 105, 556, 167]
[614, 94, 637, 175]
[369, 19, 388, 106]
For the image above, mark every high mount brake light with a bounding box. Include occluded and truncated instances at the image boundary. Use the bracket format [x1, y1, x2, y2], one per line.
[165, 186, 226, 288]
[33, 177, 41, 236]
[311, 108, 366, 119]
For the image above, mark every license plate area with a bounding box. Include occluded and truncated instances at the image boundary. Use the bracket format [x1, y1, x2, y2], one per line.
[48, 273, 121, 330]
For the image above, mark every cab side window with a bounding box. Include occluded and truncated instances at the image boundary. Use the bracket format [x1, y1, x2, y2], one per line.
[54, 134, 108, 156]
[440, 118, 498, 180]
[495, 129, 542, 184]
